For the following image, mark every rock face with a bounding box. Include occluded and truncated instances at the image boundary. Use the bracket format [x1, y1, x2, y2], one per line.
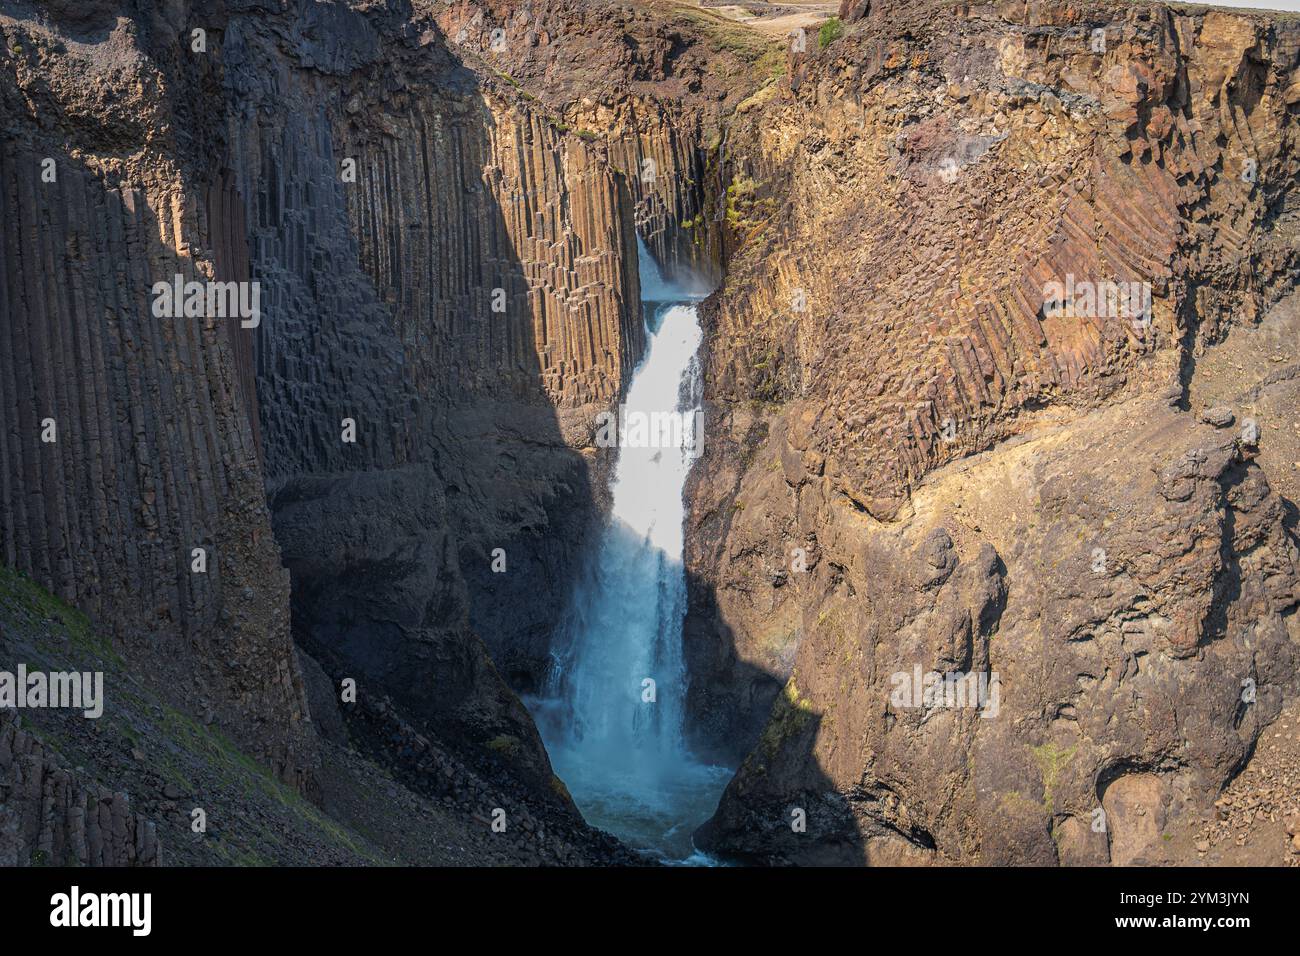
[688, 1, 1300, 863]
[704, 0, 1300, 522]
[0, 0, 648, 837]
[696, 397, 1300, 863]
[0, 713, 159, 867]
[4, 0, 1298, 870]
[0, 0, 317, 792]
[217, 0, 643, 783]
[430, 0, 784, 286]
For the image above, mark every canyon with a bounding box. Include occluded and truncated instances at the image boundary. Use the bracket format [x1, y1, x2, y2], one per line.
[2, 0, 1299, 869]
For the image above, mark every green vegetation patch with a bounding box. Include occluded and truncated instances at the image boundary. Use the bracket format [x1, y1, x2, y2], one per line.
[754, 677, 816, 767]
[1030, 741, 1078, 814]
[0, 561, 385, 865]
[0, 563, 120, 665]
[819, 17, 844, 50]
[486, 733, 523, 759]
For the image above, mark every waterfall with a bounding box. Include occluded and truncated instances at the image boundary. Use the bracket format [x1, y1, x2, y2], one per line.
[528, 241, 729, 863]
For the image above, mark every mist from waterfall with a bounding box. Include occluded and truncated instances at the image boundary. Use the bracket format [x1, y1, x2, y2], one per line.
[527, 240, 730, 863]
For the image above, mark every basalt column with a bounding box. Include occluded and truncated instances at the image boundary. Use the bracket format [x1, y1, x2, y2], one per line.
[0, 8, 317, 793]
[219, 3, 645, 790]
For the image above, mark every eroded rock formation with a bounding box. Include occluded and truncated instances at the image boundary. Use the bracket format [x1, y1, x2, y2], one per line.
[0, 712, 159, 867]
[0, 0, 651, 857]
[696, 396, 1300, 863]
[0, 0, 317, 793]
[429, 0, 785, 285]
[219, 0, 642, 778]
[689, 0, 1300, 864]
[2, 0, 1298, 870]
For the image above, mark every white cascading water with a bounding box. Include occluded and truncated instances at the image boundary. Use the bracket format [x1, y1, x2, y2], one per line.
[528, 240, 730, 863]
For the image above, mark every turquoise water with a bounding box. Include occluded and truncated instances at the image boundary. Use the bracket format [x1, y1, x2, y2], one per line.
[527, 243, 730, 864]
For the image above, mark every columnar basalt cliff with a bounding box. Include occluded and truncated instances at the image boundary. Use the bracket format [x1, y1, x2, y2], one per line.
[1, 0, 651, 865]
[688, 0, 1300, 863]
[0, 0, 318, 794]
[216, 0, 644, 752]
[430, 0, 786, 285]
[0, 712, 160, 866]
[3, 0, 1299, 871]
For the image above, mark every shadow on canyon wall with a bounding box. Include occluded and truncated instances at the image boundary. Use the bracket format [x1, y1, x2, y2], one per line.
[0, 0, 858, 863]
[230, 36, 609, 803]
[0, 127, 319, 785]
[683, 566, 868, 866]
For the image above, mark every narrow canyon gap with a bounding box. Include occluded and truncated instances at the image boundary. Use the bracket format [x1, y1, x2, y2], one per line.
[529, 241, 730, 863]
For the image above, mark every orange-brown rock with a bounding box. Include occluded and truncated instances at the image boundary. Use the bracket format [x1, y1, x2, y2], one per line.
[691, 1, 1300, 864]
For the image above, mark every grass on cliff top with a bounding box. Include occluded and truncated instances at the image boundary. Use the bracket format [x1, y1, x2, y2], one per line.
[658, 2, 787, 80]
[1163, 2, 1300, 20]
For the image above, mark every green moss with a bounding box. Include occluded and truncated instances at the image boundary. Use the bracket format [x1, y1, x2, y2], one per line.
[724, 175, 773, 238]
[0, 562, 386, 865]
[229, 846, 273, 867]
[486, 734, 523, 759]
[818, 17, 844, 50]
[739, 74, 784, 113]
[1030, 742, 1078, 814]
[0, 563, 121, 665]
[549, 774, 573, 803]
[754, 677, 816, 766]
[152, 704, 380, 862]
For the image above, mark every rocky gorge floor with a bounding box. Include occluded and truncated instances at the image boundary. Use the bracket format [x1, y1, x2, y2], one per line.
[0, 563, 636, 866]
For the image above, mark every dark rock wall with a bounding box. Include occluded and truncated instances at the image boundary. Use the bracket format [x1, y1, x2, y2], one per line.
[0, 2, 317, 792]
[209, 3, 646, 779]
[0, 0, 648, 823]
[0, 713, 159, 867]
[207, 166, 260, 449]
